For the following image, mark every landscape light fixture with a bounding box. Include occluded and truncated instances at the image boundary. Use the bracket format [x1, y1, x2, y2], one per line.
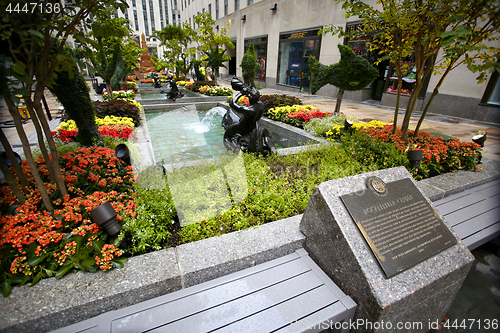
[90, 202, 121, 236]
[115, 143, 132, 166]
[407, 149, 423, 170]
[0, 151, 21, 167]
[472, 131, 487, 147]
[241, 14, 246, 20]
[344, 117, 354, 131]
[270, 3, 277, 10]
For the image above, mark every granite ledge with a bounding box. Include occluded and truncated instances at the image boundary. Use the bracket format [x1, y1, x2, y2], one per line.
[0, 160, 497, 332]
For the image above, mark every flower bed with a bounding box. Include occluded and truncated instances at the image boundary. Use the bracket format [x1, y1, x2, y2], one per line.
[260, 94, 302, 114]
[140, 78, 153, 83]
[0, 147, 136, 296]
[52, 116, 136, 143]
[93, 99, 141, 126]
[361, 125, 481, 179]
[267, 105, 333, 127]
[196, 85, 232, 96]
[102, 90, 135, 100]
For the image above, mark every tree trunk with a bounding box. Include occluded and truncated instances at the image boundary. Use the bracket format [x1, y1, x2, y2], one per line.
[414, 62, 455, 136]
[0, 154, 25, 204]
[335, 89, 344, 115]
[4, 94, 54, 211]
[392, 65, 403, 134]
[0, 128, 28, 187]
[31, 89, 68, 198]
[23, 99, 57, 183]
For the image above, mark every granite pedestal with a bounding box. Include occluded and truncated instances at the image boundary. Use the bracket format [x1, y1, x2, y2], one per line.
[300, 167, 475, 333]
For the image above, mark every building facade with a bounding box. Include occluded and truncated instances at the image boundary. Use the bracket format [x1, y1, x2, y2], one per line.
[122, 0, 500, 123]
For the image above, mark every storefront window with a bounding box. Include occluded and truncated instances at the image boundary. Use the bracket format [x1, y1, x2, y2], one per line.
[244, 36, 268, 81]
[278, 41, 303, 87]
[277, 28, 321, 91]
[481, 71, 500, 106]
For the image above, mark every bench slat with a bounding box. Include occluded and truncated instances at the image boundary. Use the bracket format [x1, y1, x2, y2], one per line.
[52, 250, 355, 333]
[109, 259, 314, 332]
[214, 291, 348, 333]
[460, 221, 500, 250]
[451, 206, 500, 240]
[443, 196, 500, 228]
[116, 270, 326, 332]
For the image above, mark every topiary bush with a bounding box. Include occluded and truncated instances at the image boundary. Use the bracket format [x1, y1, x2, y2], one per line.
[260, 94, 302, 114]
[241, 43, 258, 87]
[93, 99, 141, 126]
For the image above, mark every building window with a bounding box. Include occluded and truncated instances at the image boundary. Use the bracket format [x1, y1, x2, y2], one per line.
[149, 0, 155, 31]
[224, 0, 228, 16]
[208, 3, 212, 16]
[164, 0, 169, 25]
[247, 0, 253, 5]
[235, 0, 239, 11]
[142, 0, 149, 35]
[215, 0, 219, 19]
[244, 36, 268, 81]
[481, 70, 500, 106]
[277, 29, 321, 93]
[132, 0, 139, 31]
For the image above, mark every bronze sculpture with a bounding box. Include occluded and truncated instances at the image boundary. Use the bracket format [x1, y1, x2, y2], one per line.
[222, 76, 276, 155]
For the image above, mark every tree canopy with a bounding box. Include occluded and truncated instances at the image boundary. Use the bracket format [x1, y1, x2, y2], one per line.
[309, 44, 378, 114]
[325, 0, 500, 139]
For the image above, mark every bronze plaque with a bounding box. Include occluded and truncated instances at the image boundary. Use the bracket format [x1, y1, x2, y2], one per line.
[340, 177, 457, 278]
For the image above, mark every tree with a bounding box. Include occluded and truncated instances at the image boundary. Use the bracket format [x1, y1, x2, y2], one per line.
[241, 43, 259, 87]
[48, 50, 101, 146]
[309, 44, 378, 114]
[1, 0, 127, 211]
[414, 0, 500, 136]
[326, 0, 500, 140]
[194, 12, 234, 82]
[84, 12, 131, 93]
[154, 24, 196, 78]
[151, 54, 169, 73]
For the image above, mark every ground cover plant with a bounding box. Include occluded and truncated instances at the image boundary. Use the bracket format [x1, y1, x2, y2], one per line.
[118, 144, 376, 250]
[197, 85, 233, 96]
[0, 147, 136, 297]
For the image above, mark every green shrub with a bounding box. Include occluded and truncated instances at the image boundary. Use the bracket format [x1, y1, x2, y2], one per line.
[341, 131, 408, 170]
[304, 114, 357, 137]
[260, 94, 302, 114]
[93, 99, 141, 126]
[241, 43, 258, 87]
[177, 144, 374, 244]
[30, 138, 82, 160]
[121, 187, 177, 255]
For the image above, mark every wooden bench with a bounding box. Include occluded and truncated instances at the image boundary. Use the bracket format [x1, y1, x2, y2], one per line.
[434, 179, 500, 250]
[51, 249, 356, 333]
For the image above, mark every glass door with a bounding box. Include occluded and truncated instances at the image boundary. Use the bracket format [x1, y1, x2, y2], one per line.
[300, 56, 311, 93]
